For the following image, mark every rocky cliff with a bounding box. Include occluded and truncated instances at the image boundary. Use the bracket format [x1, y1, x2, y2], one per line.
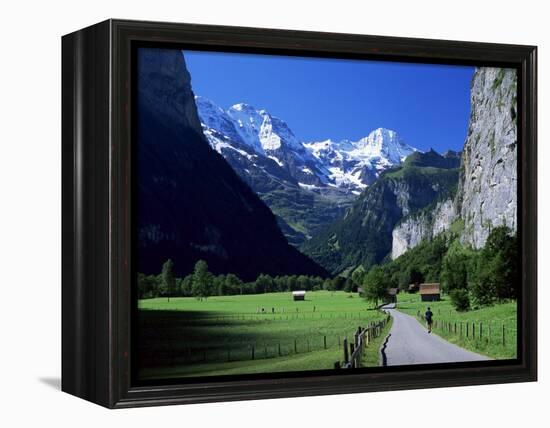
[302, 150, 459, 274]
[391, 198, 457, 259]
[457, 67, 517, 248]
[136, 48, 327, 280]
[390, 67, 517, 257]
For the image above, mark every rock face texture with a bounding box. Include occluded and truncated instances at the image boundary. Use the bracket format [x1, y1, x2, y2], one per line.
[136, 48, 326, 280]
[302, 150, 459, 274]
[389, 67, 517, 257]
[457, 67, 518, 248]
[391, 198, 456, 259]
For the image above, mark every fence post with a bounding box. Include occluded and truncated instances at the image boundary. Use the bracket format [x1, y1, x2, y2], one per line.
[294, 339, 298, 354]
[324, 335, 327, 349]
[278, 343, 281, 356]
[502, 325, 506, 346]
[480, 323, 483, 340]
[252, 345, 255, 360]
[488, 324, 491, 344]
[466, 323, 469, 338]
[473, 323, 476, 340]
[343, 337, 349, 364]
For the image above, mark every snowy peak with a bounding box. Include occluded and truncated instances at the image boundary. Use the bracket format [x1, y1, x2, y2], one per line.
[224, 102, 302, 153]
[195, 96, 420, 194]
[355, 128, 416, 164]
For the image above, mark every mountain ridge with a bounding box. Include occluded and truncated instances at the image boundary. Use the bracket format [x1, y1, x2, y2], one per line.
[137, 49, 327, 280]
[301, 150, 460, 274]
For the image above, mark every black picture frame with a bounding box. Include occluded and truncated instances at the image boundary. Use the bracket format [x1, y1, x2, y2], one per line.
[62, 19, 537, 408]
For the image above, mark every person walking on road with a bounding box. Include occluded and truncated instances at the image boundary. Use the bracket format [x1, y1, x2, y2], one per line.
[425, 307, 434, 333]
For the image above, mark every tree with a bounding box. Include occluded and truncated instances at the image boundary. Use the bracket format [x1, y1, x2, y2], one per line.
[181, 274, 193, 297]
[440, 244, 471, 294]
[482, 226, 518, 300]
[409, 267, 424, 286]
[362, 266, 391, 308]
[470, 255, 498, 306]
[161, 259, 176, 302]
[213, 275, 226, 296]
[191, 260, 214, 301]
[470, 227, 518, 305]
[255, 274, 274, 294]
[297, 275, 310, 291]
[344, 276, 357, 293]
[323, 278, 336, 295]
[332, 276, 346, 291]
[449, 288, 470, 311]
[137, 273, 159, 299]
[396, 266, 424, 291]
[225, 273, 243, 295]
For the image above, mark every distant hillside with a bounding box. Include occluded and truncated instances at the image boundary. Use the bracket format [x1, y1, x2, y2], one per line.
[301, 150, 459, 274]
[136, 48, 326, 280]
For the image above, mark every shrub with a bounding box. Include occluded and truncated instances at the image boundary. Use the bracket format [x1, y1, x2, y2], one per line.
[450, 288, 470, 311]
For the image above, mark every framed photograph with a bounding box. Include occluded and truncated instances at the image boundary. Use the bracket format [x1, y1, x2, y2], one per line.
[62, 19, 537, 408]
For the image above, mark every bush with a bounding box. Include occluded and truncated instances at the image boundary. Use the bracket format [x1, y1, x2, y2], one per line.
[449, 288, 470, 311]
[441, 243, 472, 293]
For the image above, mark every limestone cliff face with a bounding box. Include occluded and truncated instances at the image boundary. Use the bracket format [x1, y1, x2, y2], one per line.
[391, 198, 456, 259]
[457, 67, 517, 248]
[390, 67, 517, 257]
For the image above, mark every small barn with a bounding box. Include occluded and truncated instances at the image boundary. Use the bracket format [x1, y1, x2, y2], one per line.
[387, 288, 399, 303]
[292, 290, 306, 301]
[419, 283, 440, 302]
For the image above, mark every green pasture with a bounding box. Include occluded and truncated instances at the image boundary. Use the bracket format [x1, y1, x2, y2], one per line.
[137, 291, 390, 379]
[396, 292, 517, 359]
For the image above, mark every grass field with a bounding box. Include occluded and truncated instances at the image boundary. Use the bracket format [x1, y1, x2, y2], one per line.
[396, 293, 517, 359]
[137, 291, 390, 379]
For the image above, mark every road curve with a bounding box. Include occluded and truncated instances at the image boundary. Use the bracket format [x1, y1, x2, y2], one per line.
[380, 304, 489, 366]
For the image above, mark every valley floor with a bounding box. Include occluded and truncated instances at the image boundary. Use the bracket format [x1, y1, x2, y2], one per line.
[137, 291, 390, 379]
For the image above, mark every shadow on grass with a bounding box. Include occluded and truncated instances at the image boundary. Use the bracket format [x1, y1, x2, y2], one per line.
[137, 309, 283, 375]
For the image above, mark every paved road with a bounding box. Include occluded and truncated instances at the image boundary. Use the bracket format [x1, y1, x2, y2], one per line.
[380, 304, 489, 366]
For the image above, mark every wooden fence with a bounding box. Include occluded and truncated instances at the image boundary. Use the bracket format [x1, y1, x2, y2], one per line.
[337, 314, 391, 369]
[417, 313, 513, 346]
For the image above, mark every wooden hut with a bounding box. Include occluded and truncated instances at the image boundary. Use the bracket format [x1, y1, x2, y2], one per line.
[388, 288, 398, 303]
[292, 290, 306, 301]
[419, 283, 440, 302]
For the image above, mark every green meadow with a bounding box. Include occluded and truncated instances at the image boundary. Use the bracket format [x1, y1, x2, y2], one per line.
[138, 291, 390, 379]
[396, 292, 517, 360]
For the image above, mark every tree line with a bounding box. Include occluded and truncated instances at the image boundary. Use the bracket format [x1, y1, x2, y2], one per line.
[137, 260, 360, 300]
[356, 225, 518, 311]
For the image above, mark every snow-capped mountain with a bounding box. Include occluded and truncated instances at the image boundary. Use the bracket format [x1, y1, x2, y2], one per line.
[304, 128, 418, 192]
[195, 96, 419, 194]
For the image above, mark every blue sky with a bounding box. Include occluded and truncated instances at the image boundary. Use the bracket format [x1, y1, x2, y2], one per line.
[184, 50, 475, 153]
